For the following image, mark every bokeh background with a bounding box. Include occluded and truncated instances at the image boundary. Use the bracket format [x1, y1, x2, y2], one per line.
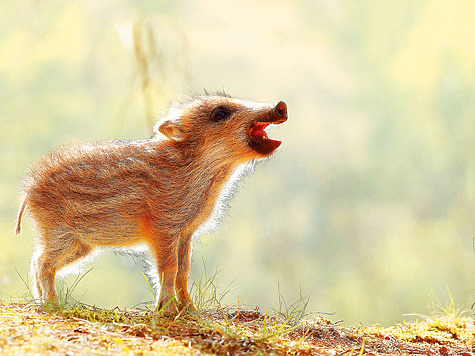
[1, 0, 473, 326]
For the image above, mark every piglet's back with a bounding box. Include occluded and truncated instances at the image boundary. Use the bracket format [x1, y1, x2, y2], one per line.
[23, 140, 167, 243]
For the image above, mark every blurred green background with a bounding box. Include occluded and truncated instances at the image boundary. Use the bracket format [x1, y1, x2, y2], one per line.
[1, 0, 473, 326]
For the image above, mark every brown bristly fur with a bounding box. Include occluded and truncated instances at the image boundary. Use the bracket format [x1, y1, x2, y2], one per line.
[15, 93, 288, 315]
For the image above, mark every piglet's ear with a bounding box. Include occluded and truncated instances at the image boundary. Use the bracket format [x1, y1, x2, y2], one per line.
[158, 120, 189, 141]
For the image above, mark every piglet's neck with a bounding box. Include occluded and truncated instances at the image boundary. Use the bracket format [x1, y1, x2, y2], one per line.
[154, 139, 239, 197]
[163, 138, 240, 172]
[155, 139, 241, 234]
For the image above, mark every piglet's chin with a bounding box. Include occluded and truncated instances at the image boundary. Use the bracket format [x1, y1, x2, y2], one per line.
[249, 137, 282, 156]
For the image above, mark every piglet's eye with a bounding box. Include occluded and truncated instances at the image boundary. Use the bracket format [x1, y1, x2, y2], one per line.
[212, 106, 232, 122]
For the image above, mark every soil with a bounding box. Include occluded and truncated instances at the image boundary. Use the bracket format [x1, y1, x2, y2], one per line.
[0, 302, 473, 355]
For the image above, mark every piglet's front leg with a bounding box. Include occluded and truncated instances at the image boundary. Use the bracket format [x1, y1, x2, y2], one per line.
[175, 235, 197, 312]
[140, 216, 179, 315]
[157, 264, 179, 315]
[154, 239, 179, 315]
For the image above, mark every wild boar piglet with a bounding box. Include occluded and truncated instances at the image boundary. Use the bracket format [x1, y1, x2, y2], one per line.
[15, 93, 288, 315]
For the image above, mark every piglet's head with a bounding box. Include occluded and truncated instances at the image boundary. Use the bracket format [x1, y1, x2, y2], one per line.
[155, 93, 288, 162]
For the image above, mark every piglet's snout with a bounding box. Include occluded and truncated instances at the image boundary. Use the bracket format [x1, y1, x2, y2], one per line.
[272, 101, 288, 123]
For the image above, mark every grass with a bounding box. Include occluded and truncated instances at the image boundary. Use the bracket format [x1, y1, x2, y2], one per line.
[189, 259, 234, 311]
[1, 299, 474, 355]
[2, 270, 474, 355]
[273, 280, 311, 326]
[427, 287, 469, 320]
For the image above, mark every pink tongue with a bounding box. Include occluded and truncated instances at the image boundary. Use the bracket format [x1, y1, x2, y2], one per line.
[251, 123, 269, 139]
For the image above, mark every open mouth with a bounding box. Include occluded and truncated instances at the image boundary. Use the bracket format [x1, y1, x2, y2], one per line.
[247, 101, 287, 156]
[248, 121, 284, 155]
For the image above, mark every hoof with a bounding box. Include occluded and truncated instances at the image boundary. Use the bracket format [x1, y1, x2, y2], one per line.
[179, 301, 198, 313]
[158, 301, 179, 317]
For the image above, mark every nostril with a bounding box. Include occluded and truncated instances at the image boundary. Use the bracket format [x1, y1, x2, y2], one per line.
[275, 101, 288, 118]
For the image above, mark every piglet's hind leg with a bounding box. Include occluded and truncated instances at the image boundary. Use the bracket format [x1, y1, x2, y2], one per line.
[33, 235, 92, 304]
